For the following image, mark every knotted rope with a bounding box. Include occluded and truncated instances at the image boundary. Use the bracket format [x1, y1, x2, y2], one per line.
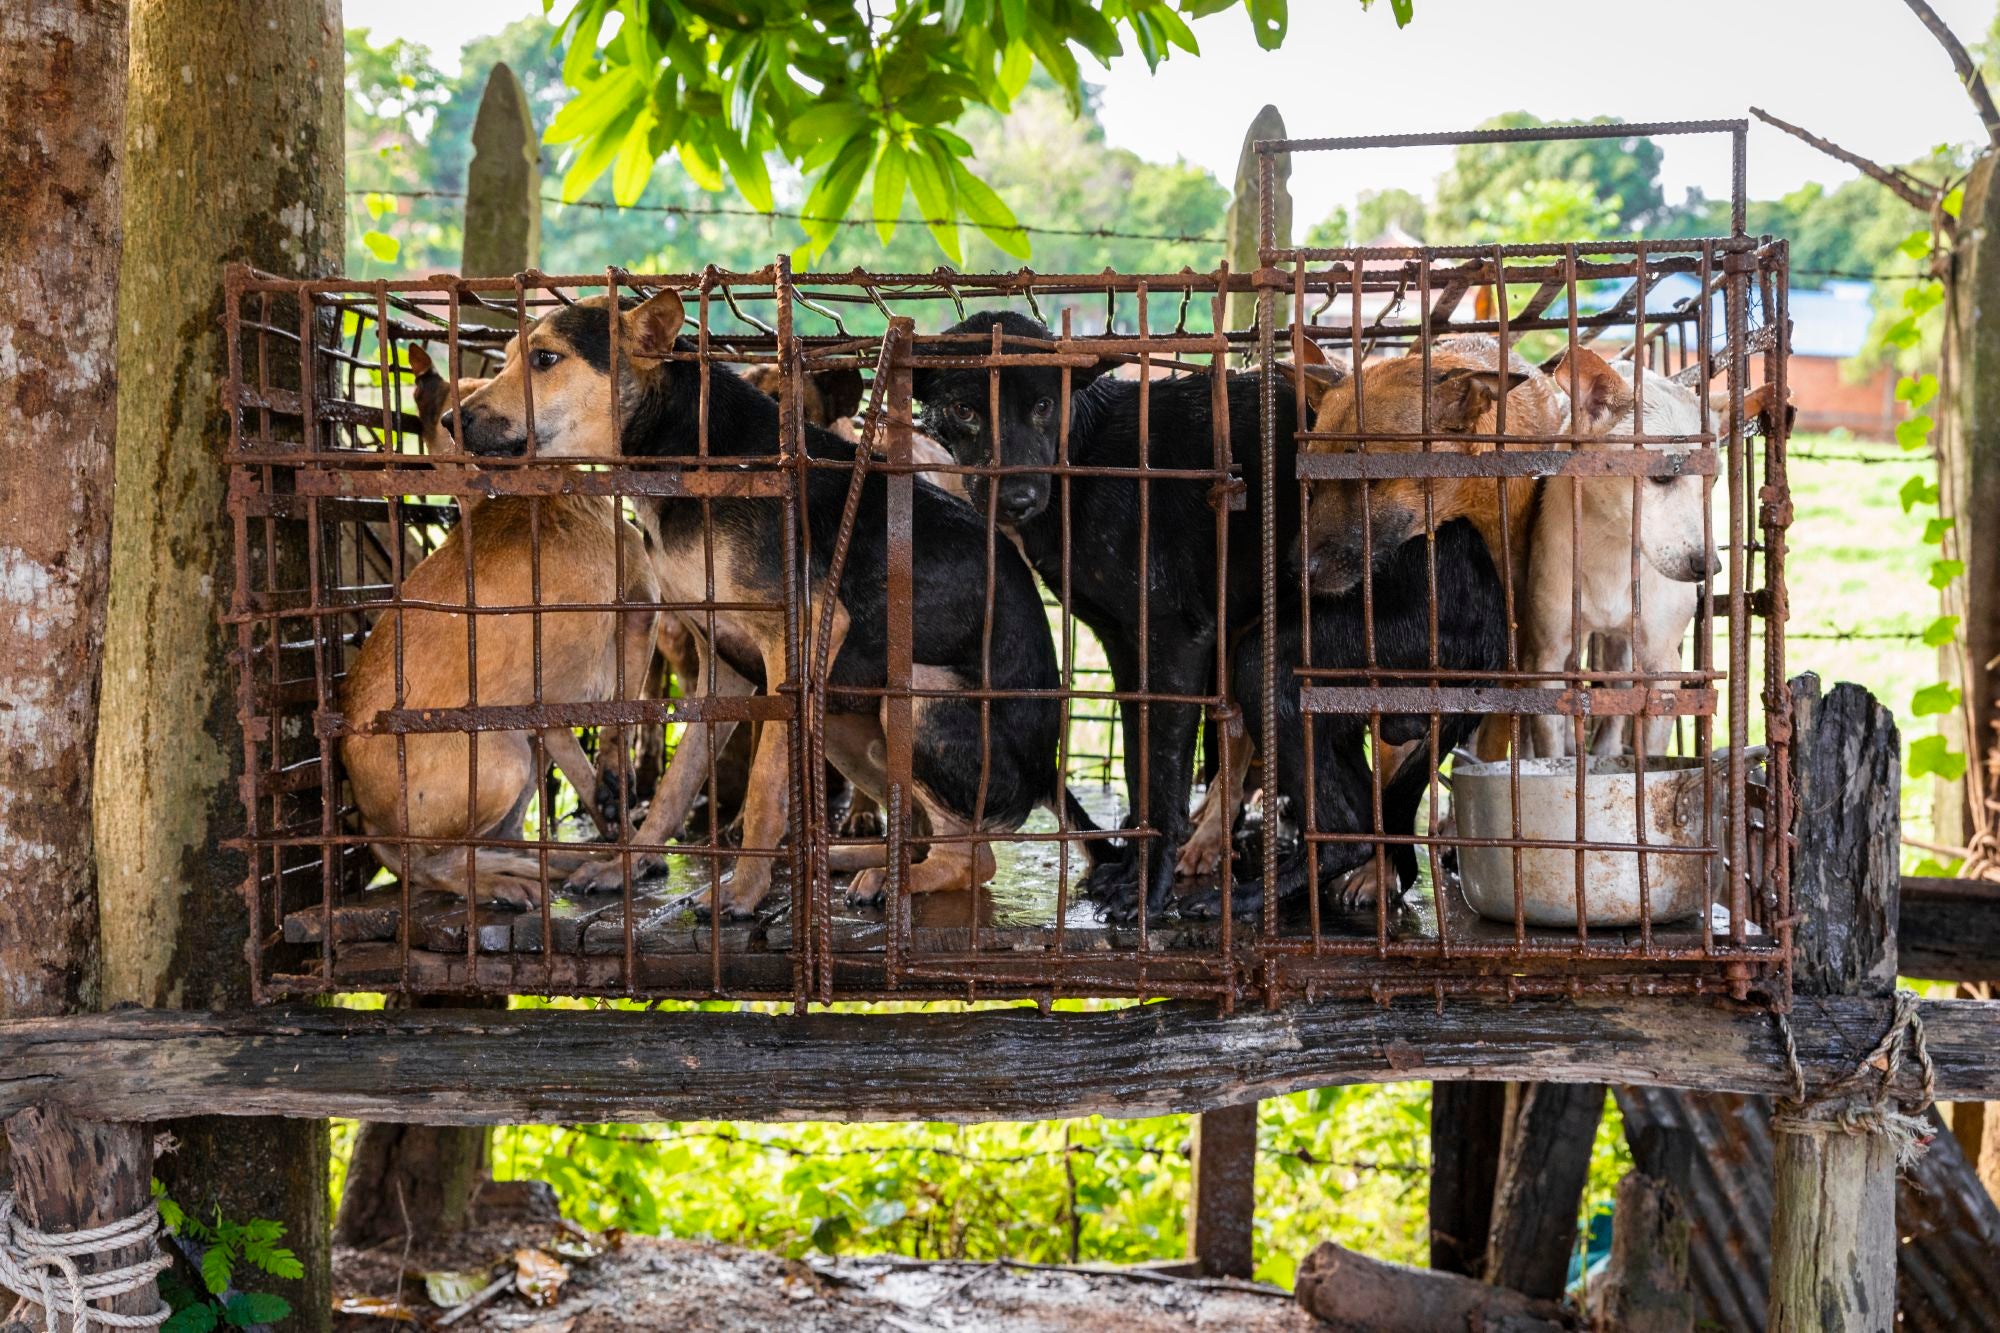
[1772, 987, 1938, 1168]
[0, 1194, 172, 1333]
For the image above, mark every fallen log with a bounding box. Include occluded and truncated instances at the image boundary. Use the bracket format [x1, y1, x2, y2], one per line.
[1293, 1240, 1568, 1332]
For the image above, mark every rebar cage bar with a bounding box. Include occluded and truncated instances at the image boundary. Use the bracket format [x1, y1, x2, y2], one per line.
[227, 121, 1790, 1010]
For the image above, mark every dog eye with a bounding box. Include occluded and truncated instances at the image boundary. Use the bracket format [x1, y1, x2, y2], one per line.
[1032, 397, 1054, 419]
[1650, 473, 1676, 486]
[531, 349, 562, 371]
[950, 402, 978, 425]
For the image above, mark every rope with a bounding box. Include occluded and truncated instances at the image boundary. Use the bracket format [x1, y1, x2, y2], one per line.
[1771, 987, 1938, 1168]
[0, 1195, 172, 1333]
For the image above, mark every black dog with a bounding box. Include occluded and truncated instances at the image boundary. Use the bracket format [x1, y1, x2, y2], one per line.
[1213, 517, 1509, 917]
[913, 311, 1306, 918]
[449, 292, 1098, 915]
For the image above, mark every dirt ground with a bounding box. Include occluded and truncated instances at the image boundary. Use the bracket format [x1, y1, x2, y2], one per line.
[331, 1197, 1322, 1333]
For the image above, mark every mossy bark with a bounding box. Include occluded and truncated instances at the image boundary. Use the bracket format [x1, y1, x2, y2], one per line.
[96, 4, 345, 1326]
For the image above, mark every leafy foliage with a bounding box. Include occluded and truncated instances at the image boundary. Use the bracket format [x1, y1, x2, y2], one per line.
[1429, 112, 1670, 237]
[537, 0, 1408, 257]
[152, 1183, 299, 1333]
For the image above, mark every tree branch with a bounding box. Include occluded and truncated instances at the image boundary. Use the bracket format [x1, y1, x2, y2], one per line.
[1749, 107, 1942, 213]
[1901, 0, 2000, 147]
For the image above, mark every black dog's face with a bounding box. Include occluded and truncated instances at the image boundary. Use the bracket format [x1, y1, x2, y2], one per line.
[913, 312, 1106, 524]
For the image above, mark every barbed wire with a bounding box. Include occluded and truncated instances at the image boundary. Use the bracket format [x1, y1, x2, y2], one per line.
[563, 1125, 1423, 1173]
[1791, 628, 1925, 642]
[350, 187, 1229, 247]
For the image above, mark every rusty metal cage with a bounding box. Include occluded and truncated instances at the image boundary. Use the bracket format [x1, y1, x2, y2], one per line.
[227, 119, 1790, 1009]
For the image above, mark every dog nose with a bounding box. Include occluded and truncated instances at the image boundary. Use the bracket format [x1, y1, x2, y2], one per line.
[438, 409, 456, 439]
[1707, 551, 1723, 577]
[999, 492, 1040, 522]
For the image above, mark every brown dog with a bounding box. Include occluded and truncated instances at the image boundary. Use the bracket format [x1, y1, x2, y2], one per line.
[338, 348, 662, 908]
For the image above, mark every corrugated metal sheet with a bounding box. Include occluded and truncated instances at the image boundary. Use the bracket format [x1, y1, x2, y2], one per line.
[1616, 1088, 2000, 1331]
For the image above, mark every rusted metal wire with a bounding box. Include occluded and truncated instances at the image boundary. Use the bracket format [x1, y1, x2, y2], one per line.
[226, 122, 1790, 1010]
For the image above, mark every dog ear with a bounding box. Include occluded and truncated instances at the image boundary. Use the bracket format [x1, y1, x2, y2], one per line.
[1430, 366, 1529, 432]
[1547, 346, 1632, 436]
[815, 367, 866, 423]
[1276, 331, 1349, 410]
[621, 289, 686, 364]
[408, 344, 435, 379]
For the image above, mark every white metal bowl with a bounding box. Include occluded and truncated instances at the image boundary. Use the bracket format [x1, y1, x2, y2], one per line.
[1451, 754, 1717, 928]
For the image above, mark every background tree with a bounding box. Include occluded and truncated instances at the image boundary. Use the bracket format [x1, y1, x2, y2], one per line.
[1429, 111, 1669, 236]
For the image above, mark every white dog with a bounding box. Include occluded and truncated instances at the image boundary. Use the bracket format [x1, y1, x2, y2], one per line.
[1523, 347, 1786, 758]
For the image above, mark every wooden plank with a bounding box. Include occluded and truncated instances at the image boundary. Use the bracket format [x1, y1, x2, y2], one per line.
[1187, 1103, 1257, 1279]
[0, 995, 1997, 1127]
[1769, 677, 1901, 1333]
[1484, 1081, 1605, 1300]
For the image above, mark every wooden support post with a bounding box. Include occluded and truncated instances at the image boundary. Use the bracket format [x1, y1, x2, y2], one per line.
[1428, 1080, 1509, 1278]
[1187, 1102, 1257, 1278]
[1947, 981, 2000, 1202]
[1769, 676, 1902, 1333]
[1485, 1080, 1605, 1300]
[333, 58, 544, 1252]
[1224, 103, 1290, 334]
[4, 1110, 160, 1331]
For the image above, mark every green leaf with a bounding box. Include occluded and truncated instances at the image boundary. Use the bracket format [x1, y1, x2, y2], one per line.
[200, 1244, 233, 1298]
[1895, 413, 1935, 450]
[1912, 682, 1961, 716]
[1930, 557, 1965, 589]
[1922, 515, 1956, 544]
[949, 157, 1031, 259]
[1391, 0, 1415, 23]
[1247, 0, 1289, 48]
[1883, 314, 1921, 350]
[1907, 733, 1968, 781]
[997, 38, 1033, 99]
[559, 99, 640, 200]
[360, 230, 400, 264]
[610, 108, 657, 207]
[163, 1304, 220, 1333]
[676, 136, 725, 192]
[906, 138, 961, 263]
[799, 130, 875, 248]
[872, 140, 909, 243]
[1944, 184, 1965, 218]
[715, 132, 775, 213]
[1922, 614, 1960, 648]
[254, 1247, 303, 1283]
[1899, 229, 1933, 260]
[1895, 372, 1938, 409]
[223, 1292, 292, 1327]
[1901, 473, 1939, 512]
[544, 65, 642, 148]
[861, 1199, 908, 1227]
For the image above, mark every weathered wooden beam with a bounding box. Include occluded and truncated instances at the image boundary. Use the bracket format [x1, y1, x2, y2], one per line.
[1293, 1239, 1566, 1332]
[1485, 1081, 1605, 1300]
[1770, 677, 1902, 1333]
[1901, 877, 2000, 982]
[0, 995, 1995, 1127]
[1187, 1103, 1256, 1279]
[1586, 1124, 1696, 1333]
[1427, 1081, 1508, 1278]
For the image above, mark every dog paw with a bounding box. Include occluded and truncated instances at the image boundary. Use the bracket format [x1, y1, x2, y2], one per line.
[1327, 854, 1399, 913]
[475, 880, 542, 912]
[564, 854, 666, 895]
[1174, 826, 1227, 879]
[846, 867, 889, 908]
[838, 803, 885, 839]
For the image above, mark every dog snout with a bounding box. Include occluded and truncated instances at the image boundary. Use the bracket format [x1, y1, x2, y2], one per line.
[998, 484, 1047, 524]
[457, 405, 524, 457]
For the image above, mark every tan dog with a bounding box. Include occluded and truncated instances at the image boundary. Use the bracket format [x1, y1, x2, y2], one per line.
[339, 347, 662, 908]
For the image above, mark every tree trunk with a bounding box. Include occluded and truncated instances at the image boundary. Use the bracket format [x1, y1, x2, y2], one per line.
[0, 0, 125, 1021]
[96, 4, 344, 1327]
[0, 10, 160, 1329]
[1588, 1124, 1695, 1333]
[1936, 147, 2000, 845]
[1185, 1101, 1256, 1279]
[334, 1090, 490, 1247]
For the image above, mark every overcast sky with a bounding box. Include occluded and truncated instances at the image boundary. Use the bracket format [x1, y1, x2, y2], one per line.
[346, 0, 1998, 226]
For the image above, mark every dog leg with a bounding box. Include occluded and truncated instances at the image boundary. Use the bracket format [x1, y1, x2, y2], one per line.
[539, 727, 613, 838]
[849, 802, 995, 905]
[1176, 728, 1251, 879]
[564, 627, 753, 893]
